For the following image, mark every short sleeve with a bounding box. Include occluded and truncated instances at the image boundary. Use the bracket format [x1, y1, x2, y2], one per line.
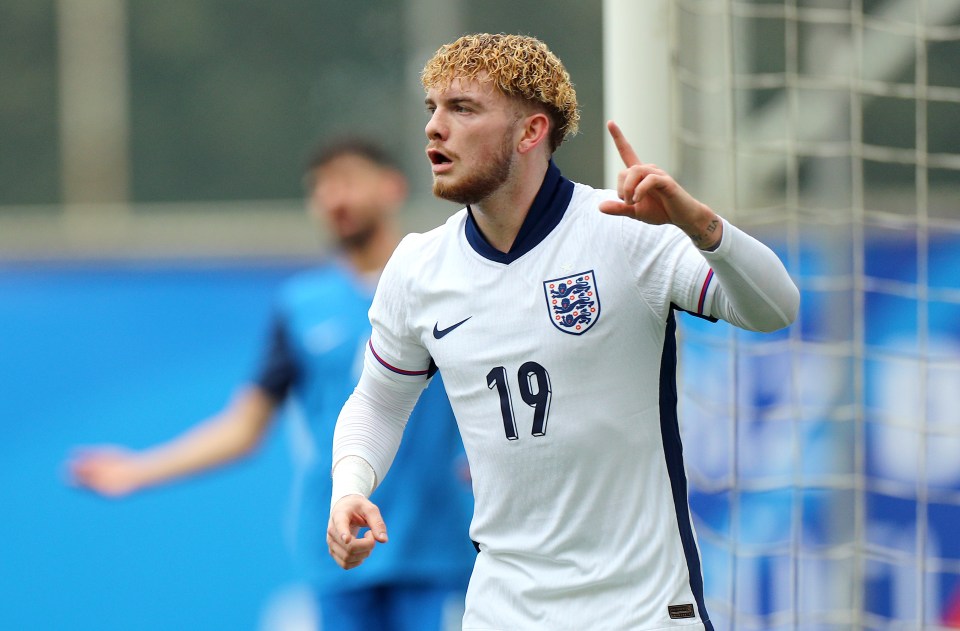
[619, 217, 716, 321]
[251, 312, 299, 401]
[366, 235, 434, 380]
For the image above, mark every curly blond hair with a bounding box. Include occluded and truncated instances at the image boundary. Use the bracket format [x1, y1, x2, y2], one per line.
[421, 33, 580, 152]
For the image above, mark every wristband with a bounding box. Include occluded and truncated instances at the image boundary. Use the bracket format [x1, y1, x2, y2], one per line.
[330, 455, 377, 509]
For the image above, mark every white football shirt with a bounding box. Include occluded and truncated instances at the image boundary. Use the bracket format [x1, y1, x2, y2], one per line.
[365, 164, 720, 630]
[341, 161, 797, 628]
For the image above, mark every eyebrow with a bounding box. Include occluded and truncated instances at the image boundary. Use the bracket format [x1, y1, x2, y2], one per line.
[424, 95, 482, 109]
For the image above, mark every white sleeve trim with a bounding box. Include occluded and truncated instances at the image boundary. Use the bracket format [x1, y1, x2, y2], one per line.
[700, 219, 800, 332]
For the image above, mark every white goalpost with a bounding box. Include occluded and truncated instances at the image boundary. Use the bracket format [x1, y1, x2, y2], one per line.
[604, 1, 960, 629]
[603, 0, 675, 180]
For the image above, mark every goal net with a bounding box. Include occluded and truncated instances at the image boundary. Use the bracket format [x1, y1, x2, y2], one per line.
[663, 1, 960, 629]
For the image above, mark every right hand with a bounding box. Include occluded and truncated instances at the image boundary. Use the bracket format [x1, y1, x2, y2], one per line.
[327, 494, 388, 570]
[68, 446, 146, 497]
[598, 121, 722, 249]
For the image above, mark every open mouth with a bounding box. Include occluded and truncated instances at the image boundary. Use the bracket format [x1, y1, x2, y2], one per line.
[427, 148, 452, 166]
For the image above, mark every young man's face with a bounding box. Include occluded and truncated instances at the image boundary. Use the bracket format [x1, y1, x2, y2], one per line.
[308, 154, 401, 249]
[424, 77, 523, 206]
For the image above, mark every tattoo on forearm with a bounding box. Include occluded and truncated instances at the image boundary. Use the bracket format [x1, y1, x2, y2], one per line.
[690, 219, 720, 247]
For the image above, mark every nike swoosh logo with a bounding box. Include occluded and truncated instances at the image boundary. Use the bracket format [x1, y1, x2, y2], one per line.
[433, 316, 472, 339]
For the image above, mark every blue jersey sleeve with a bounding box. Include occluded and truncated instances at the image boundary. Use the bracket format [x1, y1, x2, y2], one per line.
[252, 312, 299, 401]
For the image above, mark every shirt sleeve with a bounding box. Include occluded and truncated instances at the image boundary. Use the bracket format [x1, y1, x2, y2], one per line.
[251, 311, 299, 402]
[332, 342, 429, 488]
[699, 219, 800, 332]
[331, 235, 436, 488]
[619, 213, 798, 332]
[619, 217, 716, 321]
[366, 234, 434, 378]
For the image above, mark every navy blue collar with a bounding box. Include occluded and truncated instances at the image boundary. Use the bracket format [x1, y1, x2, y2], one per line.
[465, 160, 575, 264]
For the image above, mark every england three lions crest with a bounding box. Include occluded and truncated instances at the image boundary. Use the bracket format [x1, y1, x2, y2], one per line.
[543, 270, 600, 335]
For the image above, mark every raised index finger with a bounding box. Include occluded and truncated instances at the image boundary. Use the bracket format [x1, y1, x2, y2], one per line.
[607, 120, 641, 168]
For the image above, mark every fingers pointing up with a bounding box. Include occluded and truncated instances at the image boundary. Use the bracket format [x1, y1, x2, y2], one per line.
[607, 120, 641, 168]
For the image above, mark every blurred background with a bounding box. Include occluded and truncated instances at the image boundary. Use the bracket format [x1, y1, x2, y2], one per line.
[0, 0, 604, 255]
[2, 0, 959, 629]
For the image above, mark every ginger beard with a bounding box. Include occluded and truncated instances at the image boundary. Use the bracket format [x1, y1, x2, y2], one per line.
[431, 126, 517, 206]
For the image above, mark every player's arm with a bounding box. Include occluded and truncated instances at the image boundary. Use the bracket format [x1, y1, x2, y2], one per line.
[69, 311, 297, 497]
[327, 345, 428, 569]
[68, 386, 278, 497]
[696, 219, 799, 331]
[599, 120, 724, 249]
[600, 119, 798, 331]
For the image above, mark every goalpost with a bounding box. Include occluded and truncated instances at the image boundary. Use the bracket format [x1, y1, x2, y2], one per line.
[604, 1, 960, 629]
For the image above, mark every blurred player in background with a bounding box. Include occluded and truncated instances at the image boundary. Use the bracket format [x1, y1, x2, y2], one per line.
[326, 34, 800, 630]
[69, 139, 475, 631]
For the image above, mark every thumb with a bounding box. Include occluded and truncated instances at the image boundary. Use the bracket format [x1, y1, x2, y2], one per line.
[361, 504, 389, 543]
[598, 199, 634, 217]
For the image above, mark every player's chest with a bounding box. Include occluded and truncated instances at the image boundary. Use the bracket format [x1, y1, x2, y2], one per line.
[413, 252, 653, 373]
[414, 247, 667, 448]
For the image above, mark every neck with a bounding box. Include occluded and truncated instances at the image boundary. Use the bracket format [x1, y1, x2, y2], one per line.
[470, 158, 550, 254]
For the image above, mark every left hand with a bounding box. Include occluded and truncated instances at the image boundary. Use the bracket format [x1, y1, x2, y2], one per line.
[598, 120, 722, 249]
[327, 494, 388, 570]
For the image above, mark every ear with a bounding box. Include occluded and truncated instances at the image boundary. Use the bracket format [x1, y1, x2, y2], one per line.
[516, 112, 551, 155]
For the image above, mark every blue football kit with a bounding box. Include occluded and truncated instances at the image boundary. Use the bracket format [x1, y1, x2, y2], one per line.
[254, 261, 475, 629]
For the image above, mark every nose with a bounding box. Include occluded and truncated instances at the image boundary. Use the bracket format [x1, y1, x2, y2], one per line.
[315, 182, 348, 215]
[425, 108, 446, 141]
